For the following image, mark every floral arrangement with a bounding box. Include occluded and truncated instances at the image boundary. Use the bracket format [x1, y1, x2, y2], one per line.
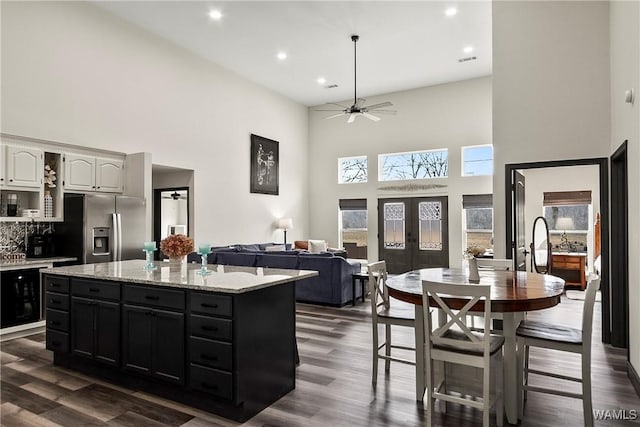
[44, 163, 57, 190]
[464, 245, 485, 259]
[160, 234, 194, 259]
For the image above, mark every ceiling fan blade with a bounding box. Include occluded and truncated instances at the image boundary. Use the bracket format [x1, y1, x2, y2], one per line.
[362, 112, 381, 122]
[355, 98, 366, 108]
[347, 114, 357, 124]
[324, 113, 347, 120]
[363, 101, 393, 110]
[369, 109, 397, 115]
[327, 102, 349, 108]
[315, 109, 346, 112]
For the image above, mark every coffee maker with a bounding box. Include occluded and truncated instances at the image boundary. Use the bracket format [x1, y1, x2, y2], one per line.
[27, 227, 55, 258]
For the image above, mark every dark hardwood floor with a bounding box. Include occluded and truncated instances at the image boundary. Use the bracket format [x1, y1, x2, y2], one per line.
[1, 294, 638, 426]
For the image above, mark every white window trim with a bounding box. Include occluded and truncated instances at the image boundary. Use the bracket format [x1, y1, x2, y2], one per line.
[461, 144, 493, 177]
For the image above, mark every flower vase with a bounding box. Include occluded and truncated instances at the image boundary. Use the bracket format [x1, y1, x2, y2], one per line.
[468, 257, 480, 282]
[168, 256, 185, 267]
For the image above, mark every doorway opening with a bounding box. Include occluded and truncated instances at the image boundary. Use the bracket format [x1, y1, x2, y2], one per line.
[153, 187, 189, 259]
[378, 196, 449, 274]
[505, 158, 614, 345]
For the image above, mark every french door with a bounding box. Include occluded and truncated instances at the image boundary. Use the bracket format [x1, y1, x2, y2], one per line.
[378, 196, 449, 274]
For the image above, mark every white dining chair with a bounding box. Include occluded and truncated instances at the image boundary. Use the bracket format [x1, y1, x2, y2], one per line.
[516, 275, 601, 427]
[422, 280, 504, 427]
[368, 261, 417, 391]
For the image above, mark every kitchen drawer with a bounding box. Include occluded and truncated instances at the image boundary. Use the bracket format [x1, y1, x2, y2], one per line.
[190, 315, 232, 341]
[46, 309, 69, 332]
[124, 285, 185, 310]
[190, 293, 232, 317]
[46, 292, 69, 311]
[45, 276, 69, 294]
[190, 336, 232, 371]
[72, 279, 120, 301]
[46, 329, 69, 353]
[189, 363, 233, 400]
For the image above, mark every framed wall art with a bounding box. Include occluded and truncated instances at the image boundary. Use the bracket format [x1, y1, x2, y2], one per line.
[250, 133, 279, 195]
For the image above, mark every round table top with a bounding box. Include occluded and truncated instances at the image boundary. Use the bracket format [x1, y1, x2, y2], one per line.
[386, 268, 565, 313]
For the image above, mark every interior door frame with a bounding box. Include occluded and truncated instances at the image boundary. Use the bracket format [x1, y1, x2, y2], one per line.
[610, 141, 628, 351]
[153, 187, 190, 260]
[504, 157, 610, 344]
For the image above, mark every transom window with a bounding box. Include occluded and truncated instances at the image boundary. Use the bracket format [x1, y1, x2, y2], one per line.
[379, 149, 448, 181]
[338, 156, 368, 183]
[462, 145, 493, 176]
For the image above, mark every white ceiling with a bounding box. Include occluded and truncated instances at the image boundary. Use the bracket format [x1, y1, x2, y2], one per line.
[94, 1, 492, 107]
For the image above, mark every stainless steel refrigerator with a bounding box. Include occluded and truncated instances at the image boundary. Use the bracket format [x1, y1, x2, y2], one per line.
[57, 193, 146, 264]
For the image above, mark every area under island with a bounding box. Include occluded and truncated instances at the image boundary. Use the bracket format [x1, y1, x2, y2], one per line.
[42, 259, 318, 422]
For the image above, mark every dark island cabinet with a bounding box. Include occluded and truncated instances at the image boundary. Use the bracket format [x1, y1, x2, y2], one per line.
[70, 279, 121, 367]
[122, 304, 184, 384]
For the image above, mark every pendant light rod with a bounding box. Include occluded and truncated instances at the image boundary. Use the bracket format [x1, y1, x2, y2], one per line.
[352, 34, 359, 106]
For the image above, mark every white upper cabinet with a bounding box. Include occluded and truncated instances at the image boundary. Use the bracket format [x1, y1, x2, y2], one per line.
[96, 158, 124, 193]
[5, 145, 43, 188]
[64, 153, 96, 191]
[64, 154, 124, 193]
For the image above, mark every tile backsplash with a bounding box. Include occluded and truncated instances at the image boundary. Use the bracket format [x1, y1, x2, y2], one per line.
[0, 222, 43, 254]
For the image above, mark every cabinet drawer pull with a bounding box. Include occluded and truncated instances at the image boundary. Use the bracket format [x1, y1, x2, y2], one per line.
[89, 288, 100, 293]
[201, 325, 218, 332]
[201, 354, 218, 361]
[201, 303, 218, 308]
[145, 295, 160, 301]
[201, 382, 218, 390]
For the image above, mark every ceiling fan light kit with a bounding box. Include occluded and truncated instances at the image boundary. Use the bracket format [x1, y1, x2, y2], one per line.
[317, 34, 396, 123]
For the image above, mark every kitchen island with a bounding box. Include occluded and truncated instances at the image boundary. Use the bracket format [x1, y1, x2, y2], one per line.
[42, 260, 318, 422]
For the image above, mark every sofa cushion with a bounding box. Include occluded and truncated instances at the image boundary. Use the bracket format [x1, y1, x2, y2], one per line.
[265, 244, 286, 252]
[298, 251, 333, 258]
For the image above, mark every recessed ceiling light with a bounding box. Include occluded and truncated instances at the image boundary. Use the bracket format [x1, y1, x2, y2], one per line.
[317, 77, 327, 85]
[445, 7, 457, 17]
[208, 9, 223, 20]
[463, 46, 474, 54]
[277, 52, 287, 60]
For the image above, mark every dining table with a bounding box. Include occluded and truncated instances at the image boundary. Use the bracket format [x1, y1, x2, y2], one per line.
[386, 267, 565, 425]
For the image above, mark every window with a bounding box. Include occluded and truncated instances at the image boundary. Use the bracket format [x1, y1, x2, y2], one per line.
[379, 149, 448, 181]
[418, 201, 443, 250]
[339, 199, 368, 259]
[543, 191, 591, 250]
[463, 194, 493, 251]
[338, 156, 367, 183]
[383, 202, 405, 249]
[462, 145, 493, 176]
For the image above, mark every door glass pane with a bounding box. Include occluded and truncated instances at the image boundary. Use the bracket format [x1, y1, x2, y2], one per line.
[383, 202, 405, 249]
[419, 201, 442, 251]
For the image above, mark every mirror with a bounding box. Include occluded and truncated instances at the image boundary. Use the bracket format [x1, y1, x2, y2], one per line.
[531, 216, 552, 273]
[153, 188, 189, 259]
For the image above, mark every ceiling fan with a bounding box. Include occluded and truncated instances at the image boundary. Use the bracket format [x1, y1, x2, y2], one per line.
[162, 191, 187, 200]
[316, 35, 396, 123]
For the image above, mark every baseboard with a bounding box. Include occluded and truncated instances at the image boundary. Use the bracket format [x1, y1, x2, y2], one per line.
[628, 361, 640, 398]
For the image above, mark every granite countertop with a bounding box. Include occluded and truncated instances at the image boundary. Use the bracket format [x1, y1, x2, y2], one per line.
[42, 259, 318, 294]
[0, 257, 77, 271]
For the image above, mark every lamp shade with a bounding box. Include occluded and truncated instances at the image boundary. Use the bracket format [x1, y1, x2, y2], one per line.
[555, 217, 574, 231]
[277, 217, 293, 230]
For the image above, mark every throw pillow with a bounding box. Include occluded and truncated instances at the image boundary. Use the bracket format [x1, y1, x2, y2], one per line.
[265, 245, 286, 252]
[308, 239, 327, 254]
[294, 240, 309, 250]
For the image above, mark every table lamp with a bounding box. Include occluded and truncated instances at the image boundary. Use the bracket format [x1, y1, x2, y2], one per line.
[277, 217, 293, 248]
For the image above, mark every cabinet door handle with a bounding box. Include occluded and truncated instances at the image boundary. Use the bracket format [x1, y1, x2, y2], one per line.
[202, 325, 218, 332]
[89, 288, 100, 293]
[201, 303, 218, 308]
[201, 354, 218, 361]
[201, 382, 218, 390]
[145, 295, 159, 301]
[9, 179, 13, 182]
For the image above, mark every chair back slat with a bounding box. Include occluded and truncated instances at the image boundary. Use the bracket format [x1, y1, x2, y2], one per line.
[368, 261, 389, 320]
[422, 281, 492, 355]
[582, 275, 601, 349]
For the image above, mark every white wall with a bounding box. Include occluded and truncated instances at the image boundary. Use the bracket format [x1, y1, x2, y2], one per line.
[522, 165, 600, 271]
[492, 1, 611, 260]
[610, 1, 640, 377]
[1, 1, 309, 245]
[308, 77, 493, 265]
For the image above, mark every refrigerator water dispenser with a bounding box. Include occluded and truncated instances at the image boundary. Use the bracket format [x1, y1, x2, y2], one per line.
[93, 228, 110, 256]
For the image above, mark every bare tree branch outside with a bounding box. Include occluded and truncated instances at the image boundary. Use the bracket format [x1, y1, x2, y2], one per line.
[340, 157, 368, 183]
[381, 150, 448, 180]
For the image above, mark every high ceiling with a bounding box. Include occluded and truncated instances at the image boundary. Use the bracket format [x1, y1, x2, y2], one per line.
[95, 1, 492, 107]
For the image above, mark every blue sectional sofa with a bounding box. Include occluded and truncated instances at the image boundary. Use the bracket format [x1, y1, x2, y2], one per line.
[187, 243, 362, 306]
